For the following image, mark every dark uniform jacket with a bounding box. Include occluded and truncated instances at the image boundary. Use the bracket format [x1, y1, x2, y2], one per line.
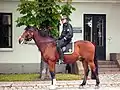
[59, 22, 73, 42]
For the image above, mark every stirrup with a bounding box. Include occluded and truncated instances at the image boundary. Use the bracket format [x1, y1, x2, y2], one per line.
[58, 59, 64, 65]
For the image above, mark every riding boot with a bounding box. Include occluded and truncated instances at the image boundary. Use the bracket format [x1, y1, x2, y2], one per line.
[57, 46, 64, 64]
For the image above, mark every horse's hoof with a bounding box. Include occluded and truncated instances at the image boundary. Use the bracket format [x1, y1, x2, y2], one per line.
[95, 82, 100, 87]
[80, 83, 86, 86]
[49, 85, 56, 90]
[95, 85, 100, 89]
[79, 84, 85, 89]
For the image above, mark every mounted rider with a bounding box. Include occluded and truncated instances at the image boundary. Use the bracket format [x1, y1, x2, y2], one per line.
[56, 15, 73, 64]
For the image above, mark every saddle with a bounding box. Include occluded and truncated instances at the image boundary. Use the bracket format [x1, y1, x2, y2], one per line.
[62, 42, 74, 54]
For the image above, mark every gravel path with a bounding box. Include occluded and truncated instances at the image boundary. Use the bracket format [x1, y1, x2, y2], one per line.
[0, 73, 120, 90]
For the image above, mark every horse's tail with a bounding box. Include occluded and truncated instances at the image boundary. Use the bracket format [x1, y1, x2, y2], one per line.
[94, 45, 98, 75]
[91, 43, 98, 79]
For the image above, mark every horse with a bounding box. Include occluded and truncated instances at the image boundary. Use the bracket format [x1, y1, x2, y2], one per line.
[18, 26, 100, 89]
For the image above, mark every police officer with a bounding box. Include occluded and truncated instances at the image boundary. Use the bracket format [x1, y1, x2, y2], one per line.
[57, 15, 73, 64]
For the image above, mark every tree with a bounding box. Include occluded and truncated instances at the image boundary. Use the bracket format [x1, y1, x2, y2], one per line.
[16, 0, 76, 38]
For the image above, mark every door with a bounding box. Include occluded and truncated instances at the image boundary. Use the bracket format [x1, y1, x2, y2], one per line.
[84, 14, 106, 60]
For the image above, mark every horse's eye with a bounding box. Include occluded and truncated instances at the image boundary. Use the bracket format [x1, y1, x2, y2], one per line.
[27, 32, 30, 35]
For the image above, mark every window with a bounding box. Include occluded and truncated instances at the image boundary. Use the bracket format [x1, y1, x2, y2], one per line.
[0, 13, 12, 48]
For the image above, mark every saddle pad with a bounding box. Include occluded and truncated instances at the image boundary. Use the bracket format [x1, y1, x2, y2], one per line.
[62, 42, 74, 54]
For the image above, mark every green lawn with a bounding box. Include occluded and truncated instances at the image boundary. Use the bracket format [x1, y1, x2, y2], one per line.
[0, 73, 82, 81]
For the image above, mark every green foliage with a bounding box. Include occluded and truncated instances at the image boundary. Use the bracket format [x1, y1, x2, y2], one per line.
[16, 0, 76, 38]
[60, 2, 76, 21]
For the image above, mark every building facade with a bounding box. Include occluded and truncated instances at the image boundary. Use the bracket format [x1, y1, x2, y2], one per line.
[0, 0, 120, 73]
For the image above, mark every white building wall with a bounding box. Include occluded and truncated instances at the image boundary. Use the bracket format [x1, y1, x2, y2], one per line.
[0, 1, 120, 73]
[0, 1, 41, 73]
[0, 1, 41, 63]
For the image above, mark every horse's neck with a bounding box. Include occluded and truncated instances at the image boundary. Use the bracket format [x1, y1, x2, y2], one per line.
[33, 30, 54, 52]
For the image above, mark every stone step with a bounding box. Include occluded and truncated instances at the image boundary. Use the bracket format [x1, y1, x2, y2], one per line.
[97, 60, 120, 73]
[98, 67, 120, 72]
[98, 65, 118, 68]
[98, 60, 117, 65]
[99, 71, 120, 74]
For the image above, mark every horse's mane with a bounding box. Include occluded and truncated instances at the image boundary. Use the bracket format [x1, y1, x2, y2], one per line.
[25, 26, 50, 37]
[38, 28, 49, 37]
[25, 26, 55, 42]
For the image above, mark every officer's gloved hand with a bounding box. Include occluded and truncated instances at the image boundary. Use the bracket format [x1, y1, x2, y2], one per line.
[63, 37, 67, 41]
[58, 37, 62, 40]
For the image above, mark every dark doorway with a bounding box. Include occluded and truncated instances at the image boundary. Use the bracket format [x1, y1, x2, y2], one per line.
[84, 14, 106, 60]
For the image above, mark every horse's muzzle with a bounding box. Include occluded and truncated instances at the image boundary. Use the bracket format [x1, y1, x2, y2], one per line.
[19, 38, 24, 44]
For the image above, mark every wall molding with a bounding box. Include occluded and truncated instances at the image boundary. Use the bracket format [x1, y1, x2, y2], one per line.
[73, 27, 82, 33]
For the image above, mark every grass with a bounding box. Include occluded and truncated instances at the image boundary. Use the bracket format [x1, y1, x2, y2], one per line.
[0, 73, 82, 81]
[56, 74, 81, 80]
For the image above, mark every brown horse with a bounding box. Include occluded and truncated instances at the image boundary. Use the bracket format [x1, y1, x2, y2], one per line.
[18, 26, 100, 89]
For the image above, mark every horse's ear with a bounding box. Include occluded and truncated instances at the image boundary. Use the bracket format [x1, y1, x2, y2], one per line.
[35, 27, 39, 31]
[24, 26, 28, 31]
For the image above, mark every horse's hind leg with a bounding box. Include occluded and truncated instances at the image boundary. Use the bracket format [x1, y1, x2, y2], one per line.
[80, 60, 89, 86]
[89, 61, 100, 86]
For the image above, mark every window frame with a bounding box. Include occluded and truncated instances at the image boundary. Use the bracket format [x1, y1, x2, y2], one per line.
[0, 12, 13, 52]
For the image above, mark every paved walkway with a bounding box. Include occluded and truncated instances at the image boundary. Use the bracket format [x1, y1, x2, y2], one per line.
[0, 73, 120, 90]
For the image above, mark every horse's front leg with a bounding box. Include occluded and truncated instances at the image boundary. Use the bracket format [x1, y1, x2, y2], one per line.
[48, 60, 56, 89]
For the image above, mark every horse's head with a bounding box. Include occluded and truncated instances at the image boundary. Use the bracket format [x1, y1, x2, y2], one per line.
[18, 26, 37, 44]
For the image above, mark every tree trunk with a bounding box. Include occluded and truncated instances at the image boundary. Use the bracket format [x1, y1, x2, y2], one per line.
[40, 56, 50, 80]
[71, 60, 84, 75]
